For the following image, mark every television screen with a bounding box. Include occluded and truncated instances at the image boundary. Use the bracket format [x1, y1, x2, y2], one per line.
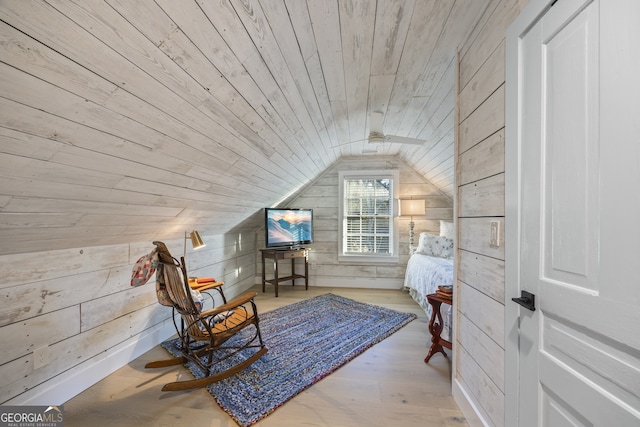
[265, 208, 313, 248]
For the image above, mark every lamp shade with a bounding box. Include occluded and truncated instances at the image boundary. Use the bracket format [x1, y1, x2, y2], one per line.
[399, 199, 425, 217]
[189, 230, 206, 250]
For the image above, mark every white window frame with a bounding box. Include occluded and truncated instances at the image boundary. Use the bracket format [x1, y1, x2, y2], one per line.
[338, 169, 399, 263]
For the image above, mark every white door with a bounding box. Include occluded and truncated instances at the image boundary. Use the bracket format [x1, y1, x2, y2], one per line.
[506, 0, 640, 425]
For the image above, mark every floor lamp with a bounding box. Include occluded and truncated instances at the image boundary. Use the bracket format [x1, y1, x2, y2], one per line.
[399, 199, 425, 253]
[181, 230, 206, 333]
[183, 230, 206, 261]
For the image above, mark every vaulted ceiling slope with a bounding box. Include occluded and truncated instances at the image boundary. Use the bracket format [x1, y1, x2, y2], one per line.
[0, 0, 487, 255]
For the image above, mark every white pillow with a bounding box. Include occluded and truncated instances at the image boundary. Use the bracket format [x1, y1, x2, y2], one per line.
[440, 221, 454, 239]
[415, 232, 454, 258]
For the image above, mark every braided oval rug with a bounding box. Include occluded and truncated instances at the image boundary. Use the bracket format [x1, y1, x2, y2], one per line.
[161, 293, 416, 426]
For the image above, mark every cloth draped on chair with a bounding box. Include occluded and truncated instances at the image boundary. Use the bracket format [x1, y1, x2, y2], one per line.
[130, 242, 197, 307]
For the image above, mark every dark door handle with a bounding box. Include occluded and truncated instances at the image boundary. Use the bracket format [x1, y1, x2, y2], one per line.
[512, 290, 536, 311]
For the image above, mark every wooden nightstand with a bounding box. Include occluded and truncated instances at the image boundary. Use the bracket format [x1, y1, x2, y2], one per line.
[424, 293, 452, 363]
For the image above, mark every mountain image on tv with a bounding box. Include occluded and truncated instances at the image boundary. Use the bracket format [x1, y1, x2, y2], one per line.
[267, 213, 312, 245]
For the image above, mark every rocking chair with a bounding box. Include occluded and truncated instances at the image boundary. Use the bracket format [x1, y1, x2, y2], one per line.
[145, 241, 267, 391]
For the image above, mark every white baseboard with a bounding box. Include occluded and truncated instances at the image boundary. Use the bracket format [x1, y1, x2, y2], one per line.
[254, 275, 404, 290]
[312, 277, 404, 289]
[7, 320, 176, 406]
[452, 378, 490, 427]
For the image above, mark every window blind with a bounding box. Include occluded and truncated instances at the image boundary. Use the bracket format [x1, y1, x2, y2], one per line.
[343, 178, 392, 254]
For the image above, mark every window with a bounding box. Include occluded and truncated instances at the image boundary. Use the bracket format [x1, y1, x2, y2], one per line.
[338, 170, 399, 263]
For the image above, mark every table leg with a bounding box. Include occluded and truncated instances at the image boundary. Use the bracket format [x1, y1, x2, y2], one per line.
[261, 252, 266, 293]
[274, 258, 279, 298]
[424, 300, 448, 363]
[291, 258, 296, 286]
[304, 251, 309, 290]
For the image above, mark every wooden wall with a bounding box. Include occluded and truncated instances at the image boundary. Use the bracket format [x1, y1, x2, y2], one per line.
[455, 0, 530, 426]
[256, 156, 453, 289]
[0, 230, 257, 405]
[0, 0, 485, 259]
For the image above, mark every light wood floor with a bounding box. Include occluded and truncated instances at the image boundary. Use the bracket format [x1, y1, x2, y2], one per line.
[63, 285, 467, 427]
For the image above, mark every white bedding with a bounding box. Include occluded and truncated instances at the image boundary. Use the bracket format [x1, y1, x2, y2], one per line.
[403, 253, 454, 341]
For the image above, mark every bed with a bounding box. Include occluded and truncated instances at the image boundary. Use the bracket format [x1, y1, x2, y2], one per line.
[403, 231, 454, 341]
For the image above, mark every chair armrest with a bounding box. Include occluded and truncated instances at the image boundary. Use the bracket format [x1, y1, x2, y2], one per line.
[199, 292, 257, 318]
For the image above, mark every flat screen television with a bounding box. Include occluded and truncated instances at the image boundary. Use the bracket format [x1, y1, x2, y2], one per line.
[265, 208, 313, 249]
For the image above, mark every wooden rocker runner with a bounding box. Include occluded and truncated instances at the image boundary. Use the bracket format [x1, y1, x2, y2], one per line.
[145, 242, 267, 391]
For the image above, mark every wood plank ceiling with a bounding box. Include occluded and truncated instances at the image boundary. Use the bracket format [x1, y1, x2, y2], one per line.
[0, 0, 488, 255]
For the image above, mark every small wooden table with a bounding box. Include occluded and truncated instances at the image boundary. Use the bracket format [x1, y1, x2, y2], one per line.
[188, 278, 226, 303]
[260, 248, 309, 297]
[424, 293, 452, 363]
